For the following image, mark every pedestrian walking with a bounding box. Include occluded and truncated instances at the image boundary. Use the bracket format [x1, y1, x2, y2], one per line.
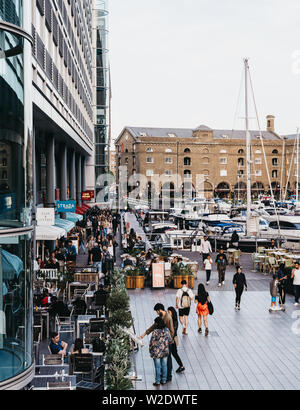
[233, 266, 248, 310]
[175, 280, 194, 335]
[291, 262, 300, 306]
[277, 263, 288, 307]
[215, 248, 228, 286]
[200, 235, 212, 263]
[204, 254, 213, 285]
[194, 283, 210, 336]
[167, 307, 185, 373]
[140, 303, 174, 382]
[230, 230, 239, 249]
[148, 317, 172, 386]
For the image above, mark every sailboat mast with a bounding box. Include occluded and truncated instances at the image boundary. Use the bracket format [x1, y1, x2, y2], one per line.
[297, 128, 299, 203]
[245, 58, 251, 236]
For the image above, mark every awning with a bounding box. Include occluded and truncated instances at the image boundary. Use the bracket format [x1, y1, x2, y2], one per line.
[66, 212, 83, 222]
[81, 204, 91, 211]
[36, 225, 66, 241]
[55, 217, 75, 233]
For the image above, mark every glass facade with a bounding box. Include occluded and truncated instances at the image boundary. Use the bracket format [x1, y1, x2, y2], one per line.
[94, 0, 110, 199]
[0, 0, 34, 388]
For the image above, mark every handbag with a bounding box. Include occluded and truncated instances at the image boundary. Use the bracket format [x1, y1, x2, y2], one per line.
[207, 298, 214, 315]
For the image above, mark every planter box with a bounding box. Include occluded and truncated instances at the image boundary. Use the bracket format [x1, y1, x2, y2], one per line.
[135, 276, 145, 289]
[188, 275, 194, 289]
[173, 275, 182, 289]
[126, 276, 136, 289]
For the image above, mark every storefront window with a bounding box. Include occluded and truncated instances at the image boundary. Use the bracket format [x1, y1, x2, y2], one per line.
[0, 233, 33, 383]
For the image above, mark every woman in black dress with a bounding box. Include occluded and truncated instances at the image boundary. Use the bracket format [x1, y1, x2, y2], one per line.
[167, 306, 185, 373]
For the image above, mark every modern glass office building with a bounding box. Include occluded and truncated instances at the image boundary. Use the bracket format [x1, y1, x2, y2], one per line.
[94, 0, 110, 201]
[0, 0, 35, 389]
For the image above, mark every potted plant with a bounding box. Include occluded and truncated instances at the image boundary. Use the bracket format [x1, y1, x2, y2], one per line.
[172, 263, 194, 289]
[172, 263, 183, 289]
[132, 267, 145, 289]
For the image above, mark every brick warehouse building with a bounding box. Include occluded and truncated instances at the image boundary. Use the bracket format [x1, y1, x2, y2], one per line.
[115, 116, 300, 204]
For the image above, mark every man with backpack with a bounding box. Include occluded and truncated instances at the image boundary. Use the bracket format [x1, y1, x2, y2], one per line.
[175, 280, 194, 335]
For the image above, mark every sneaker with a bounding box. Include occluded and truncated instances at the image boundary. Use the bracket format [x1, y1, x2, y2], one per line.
[235, 304, 238, 310]
[198, 328, 202, 333]
[237, 304, 240, 310]
[161, 381, 167, 385]
[166, 377, 172, 382]
[153, 382, 160, 386]
[205, 328, 209, 336]
[294, 302, 299, 306]
[222, 281, 225, 285]
[176, 366, 185, 373]
[206, 281, 210, 285]
[218, 283, 222, 287]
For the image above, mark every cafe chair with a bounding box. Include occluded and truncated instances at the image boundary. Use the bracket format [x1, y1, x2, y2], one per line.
[70, 353, 94, 382]
[89, 318, 105, 333]
[33, 311, 43, 340]
[55, 307, 75, 335]
[43, 354, 64, 366]
[47, 381, 72, 390]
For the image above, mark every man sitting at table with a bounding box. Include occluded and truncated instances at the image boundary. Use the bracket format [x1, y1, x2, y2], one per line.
[49, 331, 68, 355]
[270, 239, 277, 249]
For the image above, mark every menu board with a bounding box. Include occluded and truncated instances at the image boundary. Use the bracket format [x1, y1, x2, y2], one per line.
[152, 263, 165, 289]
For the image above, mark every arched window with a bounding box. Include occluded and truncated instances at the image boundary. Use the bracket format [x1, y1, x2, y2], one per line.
[238, 158, 244, 166]
[272, 158, 278, 166]
[165, 148, 172, 153]
[184, 157, 191, 166]
[220, 149, 227, 154]
[272, 170, 278, 178]
[146, 147, 153, 152]
[202, 169, 209, 176]
[125, 148, 129, 153]
[202, 148, 209, 154]
[238, 149, 244, 154]
[255, 149, 261, 154]
[202, 157, 209, 164]
[272, 149, 278, 155]
[184, 148, 191, 153]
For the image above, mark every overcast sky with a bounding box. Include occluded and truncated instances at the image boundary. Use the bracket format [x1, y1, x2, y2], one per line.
[108, 0, 300, 143]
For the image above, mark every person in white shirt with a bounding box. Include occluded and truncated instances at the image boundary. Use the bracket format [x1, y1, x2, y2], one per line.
[204, 255, 213, 285]
[291, 262, 300, 306]
[175, 280, 194, 335]
[200, 236, 212, 263]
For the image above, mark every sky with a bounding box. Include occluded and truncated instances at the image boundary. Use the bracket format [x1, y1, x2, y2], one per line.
[108, 0, 300, 144]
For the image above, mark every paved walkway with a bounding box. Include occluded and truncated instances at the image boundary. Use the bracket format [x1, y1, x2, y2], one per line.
[128, 254, 300, 390]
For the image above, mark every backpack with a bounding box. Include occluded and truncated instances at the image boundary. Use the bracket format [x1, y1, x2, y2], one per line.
[181, 290, 191, 308]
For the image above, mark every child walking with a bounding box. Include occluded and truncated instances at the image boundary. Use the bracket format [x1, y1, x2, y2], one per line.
[270, 274, 279, 309]
[204, 255, 213, 285]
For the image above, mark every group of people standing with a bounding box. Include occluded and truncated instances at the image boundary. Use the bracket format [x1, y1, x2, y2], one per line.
[139, 279, 213, 386]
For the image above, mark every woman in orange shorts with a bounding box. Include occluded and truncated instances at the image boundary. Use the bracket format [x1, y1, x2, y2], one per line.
[195, 283, 210, 336]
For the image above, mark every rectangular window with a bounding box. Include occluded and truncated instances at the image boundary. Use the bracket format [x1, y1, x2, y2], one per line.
[255, 158, 262, 164]
[165, 170, 172, 176]
[146, 170, 154, 177]
[255, 170, 262, 177]
[220, 170, 227, 177]
[146, 157, 154, 163]
[220, 157, 227, 164]
[165, 157, 173, 164]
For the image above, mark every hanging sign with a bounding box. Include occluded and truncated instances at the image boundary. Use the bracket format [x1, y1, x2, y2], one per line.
[152, 263, 165, 289]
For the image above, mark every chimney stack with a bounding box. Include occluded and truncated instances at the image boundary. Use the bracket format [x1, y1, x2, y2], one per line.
[266, 115, 275, 132]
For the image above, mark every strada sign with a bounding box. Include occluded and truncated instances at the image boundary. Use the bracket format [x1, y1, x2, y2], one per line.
[56, 200, 76, 213]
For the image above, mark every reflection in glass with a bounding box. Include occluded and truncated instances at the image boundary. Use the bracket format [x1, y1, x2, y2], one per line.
[0, 28, 32, 228]
[0, 234, 33, 383]
[0, 0, 22, 27]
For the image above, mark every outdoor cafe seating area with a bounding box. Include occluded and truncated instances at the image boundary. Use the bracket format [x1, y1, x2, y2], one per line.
[32, 265, 108, 390]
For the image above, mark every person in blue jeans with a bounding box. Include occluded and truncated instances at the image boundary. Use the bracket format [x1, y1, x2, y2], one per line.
[149, 317, 172, 386]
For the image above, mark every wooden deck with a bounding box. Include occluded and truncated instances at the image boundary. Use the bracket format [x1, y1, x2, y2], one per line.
[129, 255, 300, 390]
